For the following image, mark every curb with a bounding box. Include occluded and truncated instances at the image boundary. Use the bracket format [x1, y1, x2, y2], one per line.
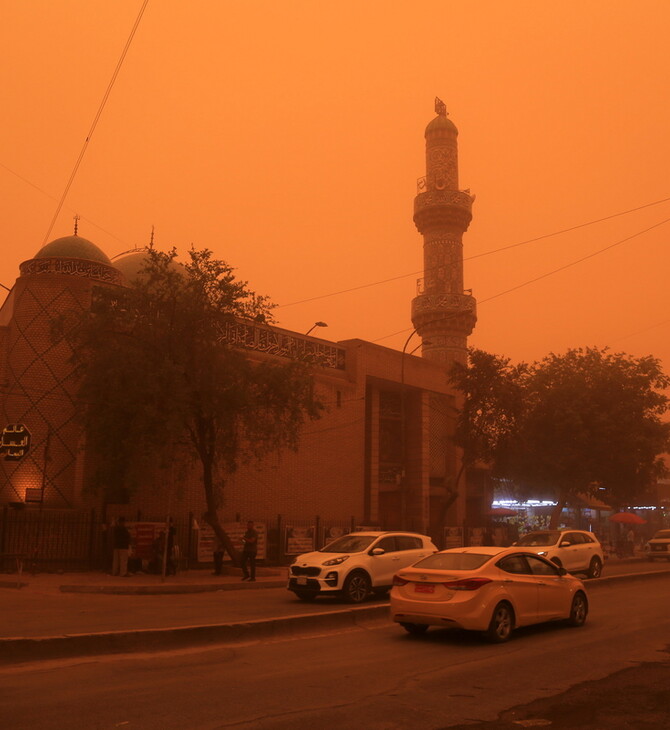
[586, 568, 670, 590]
[59, 580, 287, 595]
[0, 604, 389, 665]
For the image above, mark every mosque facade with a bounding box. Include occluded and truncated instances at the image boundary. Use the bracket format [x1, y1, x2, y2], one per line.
[0, 103, 485, 557]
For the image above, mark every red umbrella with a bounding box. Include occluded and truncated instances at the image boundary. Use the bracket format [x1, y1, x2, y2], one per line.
[609, 512, 646, 525]
[488, 507, 519, 517]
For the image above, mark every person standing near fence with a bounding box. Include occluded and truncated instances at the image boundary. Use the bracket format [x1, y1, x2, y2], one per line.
[112, 516, 131, 577]
[241, 520, 258, 581]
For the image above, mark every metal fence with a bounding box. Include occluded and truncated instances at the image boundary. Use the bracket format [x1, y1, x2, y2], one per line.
[0, 507, 366, 572]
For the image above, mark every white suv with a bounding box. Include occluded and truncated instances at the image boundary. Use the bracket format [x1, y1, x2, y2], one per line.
[515, 529, 604, 579]
[287, 531, 438, 603]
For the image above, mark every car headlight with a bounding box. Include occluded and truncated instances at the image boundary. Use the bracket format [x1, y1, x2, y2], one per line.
[322, 555, 349, 566]
[538, 551, 548, 556]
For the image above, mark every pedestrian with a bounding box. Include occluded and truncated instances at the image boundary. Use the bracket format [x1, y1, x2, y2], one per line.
[241, 520, 258, 581]
[112, 516, 131, 577]
[626, 527, 635, 556]
[212, 533, 224, 576]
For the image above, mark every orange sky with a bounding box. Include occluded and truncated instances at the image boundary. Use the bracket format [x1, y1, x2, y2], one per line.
[2, 1, 670, 373]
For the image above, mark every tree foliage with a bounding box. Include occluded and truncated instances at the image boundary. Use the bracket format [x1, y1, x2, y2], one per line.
[66, 247, 323, 558]
[451, 347, 670, 527]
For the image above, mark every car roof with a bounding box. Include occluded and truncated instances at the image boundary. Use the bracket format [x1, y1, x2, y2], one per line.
[437, 546, 509, 556]
[349, 531, 427, 537]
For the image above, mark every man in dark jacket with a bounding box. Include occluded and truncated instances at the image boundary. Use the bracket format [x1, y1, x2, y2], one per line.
[241, 521, 258, 581]
[112, 516, 131, 576]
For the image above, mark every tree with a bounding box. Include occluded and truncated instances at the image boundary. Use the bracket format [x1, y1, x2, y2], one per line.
[66, 247, 323, 560]
[443, 350, 528, 523]
[452, 347, 670, 528]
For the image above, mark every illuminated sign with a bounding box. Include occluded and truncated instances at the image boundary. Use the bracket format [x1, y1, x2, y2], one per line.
[0, 424, 31, 461]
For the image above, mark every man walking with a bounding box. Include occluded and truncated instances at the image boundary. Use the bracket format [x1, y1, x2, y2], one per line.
[241, 520, 258, 581]
[112, 516, 131, 577]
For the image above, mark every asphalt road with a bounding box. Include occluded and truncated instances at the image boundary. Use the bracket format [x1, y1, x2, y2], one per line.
[3, 558, 668, 639]
[2, 574, 670, 729]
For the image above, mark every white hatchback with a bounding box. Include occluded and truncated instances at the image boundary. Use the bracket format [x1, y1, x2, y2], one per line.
[515, 529, 604, 578]
[287, 531, 438, 603]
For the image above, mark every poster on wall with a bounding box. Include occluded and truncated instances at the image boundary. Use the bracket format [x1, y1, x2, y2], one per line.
[126, 522, 167, 560]
[321, 525, 349, 548]
[443, 526, 464, 549]
[285, 526, 315, 555]
[197, 522, 267, 562]
[468, 527, 485, 547]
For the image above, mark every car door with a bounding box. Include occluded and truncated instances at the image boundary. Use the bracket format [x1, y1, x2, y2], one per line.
[369, 536, 402, 586]
[558, 532, 583, 572]
[395, 535, 431, 570]
[525, 554, 569, 620]
[496, 554, 539, 626]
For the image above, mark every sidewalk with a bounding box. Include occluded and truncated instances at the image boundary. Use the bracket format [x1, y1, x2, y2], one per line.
[0, 565, 288, 595]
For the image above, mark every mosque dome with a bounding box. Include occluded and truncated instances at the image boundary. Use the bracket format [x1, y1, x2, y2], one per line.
[425, 114, 458, 136]
[34, 235, 112, 264]
[113, 249, 185, 284]
[112, 250, 150, 281]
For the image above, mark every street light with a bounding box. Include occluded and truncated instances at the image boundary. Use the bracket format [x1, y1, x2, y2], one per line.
[305, 321, 328, 336]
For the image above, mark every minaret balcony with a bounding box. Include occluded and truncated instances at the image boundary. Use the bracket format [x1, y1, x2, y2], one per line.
[411, 290, 477, 333]
[413, 189, 473, 233]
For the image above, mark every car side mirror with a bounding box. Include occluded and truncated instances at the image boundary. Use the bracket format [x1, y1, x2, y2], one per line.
[371, 547, 385, 556]
[559, 541, 570, 547]
[558, 567, 568, 576]
[511, 541, 517, 546]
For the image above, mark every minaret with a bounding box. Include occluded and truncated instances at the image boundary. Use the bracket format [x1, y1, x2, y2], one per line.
[411, 98, 476, 366]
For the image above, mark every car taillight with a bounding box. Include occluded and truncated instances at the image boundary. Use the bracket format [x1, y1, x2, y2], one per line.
[393, 575, 409, 586]
[442, 578, 492, 591]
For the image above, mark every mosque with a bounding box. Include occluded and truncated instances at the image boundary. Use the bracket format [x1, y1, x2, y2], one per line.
[0, 102, 486, 558]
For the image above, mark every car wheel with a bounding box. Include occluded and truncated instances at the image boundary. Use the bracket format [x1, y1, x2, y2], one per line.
[294, 591, 316, 602]
[401, 622, 428, 635]
[567, 591, 588, 627]
[343, 571, 371, 603]
[484, 602, 514, 643]
[587, 557, 602, 579]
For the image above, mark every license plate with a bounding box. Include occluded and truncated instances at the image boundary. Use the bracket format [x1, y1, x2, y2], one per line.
[414, 583, 434, 594]
[297, 576, 307, 585]
[652, 545, 665, 551]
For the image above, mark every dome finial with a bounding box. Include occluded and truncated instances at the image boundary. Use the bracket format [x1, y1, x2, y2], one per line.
[73, 214, 80, 236]
[434, 97, 447, 116]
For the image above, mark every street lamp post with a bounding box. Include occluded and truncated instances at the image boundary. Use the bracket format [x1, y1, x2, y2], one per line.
[305, 321, 328, 336]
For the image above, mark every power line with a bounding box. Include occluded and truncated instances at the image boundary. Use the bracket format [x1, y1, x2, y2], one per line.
[0, 161, 130, 247]
[372, 215, 670, 343]
[41, 0, 150, 246]
[277, 195, 670, 309]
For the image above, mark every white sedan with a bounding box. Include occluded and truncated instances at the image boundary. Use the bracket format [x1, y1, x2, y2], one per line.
[390, 546, 588, 642]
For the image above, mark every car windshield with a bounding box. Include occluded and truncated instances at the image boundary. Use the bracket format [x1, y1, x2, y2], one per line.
[652, 530, 670, 539]
[320, 535, 376, 553]
[517, 531, 561, 547]
[412, 553, 492, 571]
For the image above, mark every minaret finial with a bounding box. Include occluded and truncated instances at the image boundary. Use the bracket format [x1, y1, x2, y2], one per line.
[73, 214, 80, 236]
[435, 97, 447, 116]
[149, 225, 155, 249]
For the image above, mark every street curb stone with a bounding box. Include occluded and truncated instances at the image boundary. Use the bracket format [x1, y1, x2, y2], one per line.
[0, 604, 389, 664]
